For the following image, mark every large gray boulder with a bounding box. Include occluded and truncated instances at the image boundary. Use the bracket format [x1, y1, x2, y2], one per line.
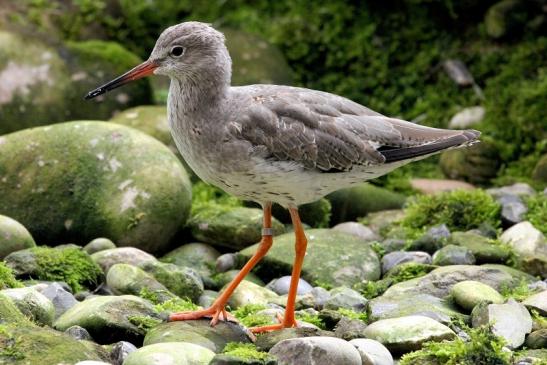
[269, 336, 362, 365]
[0, 214, 36, 259]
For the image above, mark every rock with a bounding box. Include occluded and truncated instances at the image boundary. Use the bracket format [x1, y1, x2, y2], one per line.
[432, 245, 475, 266]
[410, 179, 475, 195]
[0, 286, 55, 326]
[37, 282, 78, 318]
[525, 329, 547, 349]
[144, 320, 252, 352]
[198, 290, 219, 308]
[228, 280, 279, 309]
[448, 232, 511, 264]
[0, 291, 29, 324]
[270, 198, 332, 228]
[91, 247, 157, 274]
[0, 214, 36, 259]
[450, 280, 504, 311]
[54, 295, 160, 345]
[484, 0, 531, 38]
[449, 106, 485, 128]
[349, 338, 394, 365]
[123, 342, 215, 365]
[214, 270, 265, 289]
[216, 253, 240, 273]
[266, 276, 313, 296]
[487, 183, 536, 198]
[241, 229, 381, 288]
[334, 317, 368, 340]
[497, 194, 528, 226]
[500, 221, 547, 277]
[327, 184, 406, 224]
[381, 239, 407, 254]
[365, 210, 406, 236]
[381, 264, 534, 299]
[367, 293, 465, 322]
[442, 60, 475, 87]
[513, 349, 547, 365]
[440, 139, 501, 184]
[522, 290, 547, 316]
[324, 287, 367, 312]
[139, 261, 204, 302]
[106, 263, 175, 302]
[65, 325, 92, 341]
[381, 251, 432, 274]
[161, 242, 220, 280]
[269, 336, 362, 365]
[533, 154, 547, 183]
[256, 327, 335, 351]
[75, 362, 112, 365]
[0, 122, 191, 253]
[84, 238, 116, 255]
[471, 299, 532, 349]
[187, 206, 285, 250]
[332, 222, 380, 241]
[363, 315, 455, 352]
[110, 341, 137, 365]
[209, 353, 276, 365]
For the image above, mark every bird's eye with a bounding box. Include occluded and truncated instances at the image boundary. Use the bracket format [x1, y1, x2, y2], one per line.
[170, 46, 185, 57]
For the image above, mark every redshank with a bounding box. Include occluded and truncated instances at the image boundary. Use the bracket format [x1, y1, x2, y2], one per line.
[85, 21, 480, 333]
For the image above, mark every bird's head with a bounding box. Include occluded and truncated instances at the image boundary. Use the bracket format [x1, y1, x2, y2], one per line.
[85, 21, 231, 100]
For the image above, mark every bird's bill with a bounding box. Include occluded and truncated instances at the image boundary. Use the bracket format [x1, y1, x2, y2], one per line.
[84, 60, 158, 100]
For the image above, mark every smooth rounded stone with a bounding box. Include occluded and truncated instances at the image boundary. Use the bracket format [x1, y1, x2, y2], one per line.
[139, 261, 204, 302]
[198, 290, 218, 308]
[363, 315, 455, 352]
[54, 295, 160, 345]
[241, 229, 381, 288]
[381, 239, 406, 254]
[448, 232, 511, 263]
[84, 238, 116, 255]
[523, 290, 547, 316]
[450, 280, 504, 311]
[381, 251, 432, 274]
[215, 270, 264, 289]
[0, 122, 191, 253]
[0, 214, 36, 259]
[432, 245, 476, 266]
[327, 184, 406, 225]
[91, 247, 157, 274]
[209, 353, 276, 365]
[365, 210, 406, 236]
[266, 276, 313, 296]
[332, 222, 380, 241]
[269, 336, 361, 365]
[187, 206, 285, 250]
[37, 282, 78, 318]
[106, 263, 175, 302]
[216, 253, 239, 273]
[471, 299, 532, 349]
[410, 179, 475, 195]
[310, 286, 331, 309]
[500, 196, 528, 226]
[256, 327, 335, 351]
[144, 320, 252, 353]
[334, 317, 368, 340]
[65, 325, 92, 341]
[501, 221, 547, 277]
[324, 287, 367, 312]
[448, 106, 485, 129]
[525, 329, 547, 349]
[533, 154, 547, 183]
[367, 293, 465, 323]
[123, 342, 215, 365]
[0, 286, 55, 326]
[487, 183, 536, 198]
[349, 338, 394, 365]
[110, 341, 138, 365]
[442, 59, 474, 87]
[228, 280, 279, 309]
[161, 243, 220, 280]
[408, 224, 451, 253]
[0, 292, 28, 324]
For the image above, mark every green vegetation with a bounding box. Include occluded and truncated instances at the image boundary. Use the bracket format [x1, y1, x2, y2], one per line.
[296, 311, 326, 329]
[0, 324, 24, 361]
[28, 246, 103, 292]
[222, 342, 273, 361]
[499, 279, 541, 301]
[154, 297, 200, 313]
[402, 189, 501, 232]
[354, 279, 392, 299]
[525, 194, 547, 235]
[191, 181, 242, 213]
[127, 315, 162, 332]
[0, 262, 22, 290]
[531, 309, 547, 329]
[400, 326, 510, 365]
[232, 304, 274, 328]
[337, 308, 368, 323]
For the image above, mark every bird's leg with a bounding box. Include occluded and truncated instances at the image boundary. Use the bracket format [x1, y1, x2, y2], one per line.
[170, 202, 274, 326]
[250, 206, 307, 333]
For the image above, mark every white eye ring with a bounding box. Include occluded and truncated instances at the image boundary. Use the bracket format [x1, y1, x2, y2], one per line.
[170, 46, 185, 57]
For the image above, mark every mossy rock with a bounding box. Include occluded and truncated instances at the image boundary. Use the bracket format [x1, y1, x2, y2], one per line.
[140, 261, 204, 302]
[0, 287, 55, 326]
[448, 231, 511, 264]
[484, 0, 536, 39]
[326, 183, 406, 224]
[0, 121, 191, 253]
[123, 342, 215, 365]
[0, 262, 22, 290]
[0, 322, 106, 364]
[0, 215, 36, 259]
[0, 292, 29, 325]
[532, 153, 547, 183]
[240, 229, 380, 287]
[161, 243, 220, 284]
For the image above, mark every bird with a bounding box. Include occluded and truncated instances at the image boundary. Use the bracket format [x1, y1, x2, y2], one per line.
[85, 21, 480, 333]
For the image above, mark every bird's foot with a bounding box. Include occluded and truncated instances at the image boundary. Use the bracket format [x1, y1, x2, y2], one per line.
[249, 313, 298, 334]
[169, 305, 237, 326]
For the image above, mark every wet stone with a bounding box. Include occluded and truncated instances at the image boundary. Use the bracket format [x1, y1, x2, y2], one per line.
[381, 251, 432, 274]
[432, 245, 476, 266]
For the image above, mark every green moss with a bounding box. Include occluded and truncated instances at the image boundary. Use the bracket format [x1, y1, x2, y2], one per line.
[232, 304, 274, 328]
[525, 194, 547, 236]
[222, 342, 273, 361]
[28, 246, 103, 293]
[402, 189, 501, 232]
[127, 315, 162, 333]
[499, 279, 541, 301]
[385, 262, 438, 282]
[531, 310, 547, 329]
[191, 181, 242, 214]
[337, 308, 368, 322]
[353, 279, 392, 299]
[0, 324, 24, 361]
[296, 312, 326, 329]
[0, 262, 22, 290]
[154, 298, 200, 313]
[400, 326, 511, 365]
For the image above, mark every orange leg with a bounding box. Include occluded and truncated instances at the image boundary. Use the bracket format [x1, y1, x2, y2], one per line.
[170, 202, 273, 325]
[250, 206, 308, 333]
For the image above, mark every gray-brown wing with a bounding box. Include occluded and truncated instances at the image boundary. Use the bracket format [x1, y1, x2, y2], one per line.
[228, 86, 475, 172]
